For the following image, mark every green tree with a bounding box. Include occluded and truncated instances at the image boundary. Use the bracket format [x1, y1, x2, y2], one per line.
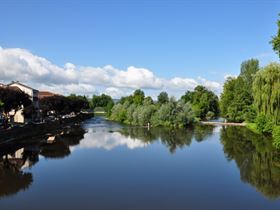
[132, 89, 145, 105]
[182, 85, 219, 120]
[174, 100, 195, 126]
[240, 59, 259, 90]
[270, 14, 280, 58]
[126, 104, 136, 124]
[110, 103, 127, 122]
[138, 104, 156, 126]
[0, 87, 31, 117]
[157, 91, 169, 104]
[253, 62, 280, 124]
[110, 90, 196, 127]
[143, 96, 154, 105]
[91, 94, 114, 113]
[220, 59, 259, 122]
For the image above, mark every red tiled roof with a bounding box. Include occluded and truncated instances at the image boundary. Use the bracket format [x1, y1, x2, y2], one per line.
[38, 91, 59, 99]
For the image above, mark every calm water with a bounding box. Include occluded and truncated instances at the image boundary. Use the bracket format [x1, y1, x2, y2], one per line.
[1, 117, 280, 210]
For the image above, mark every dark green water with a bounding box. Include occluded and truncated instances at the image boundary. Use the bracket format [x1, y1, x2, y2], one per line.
[1, 117, 280, 210]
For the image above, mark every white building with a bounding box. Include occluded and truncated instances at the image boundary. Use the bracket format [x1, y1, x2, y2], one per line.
[8, 81, 39, 109]
[8, 81, 39, 123]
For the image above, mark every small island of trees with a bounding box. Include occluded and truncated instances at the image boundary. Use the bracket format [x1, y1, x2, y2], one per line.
[109, 86, 219, 128]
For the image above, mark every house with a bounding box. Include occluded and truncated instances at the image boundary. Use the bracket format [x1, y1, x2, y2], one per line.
[38, 91, 59, 100]
[8, 81, 39, 109]
[7, 81, 40, 123]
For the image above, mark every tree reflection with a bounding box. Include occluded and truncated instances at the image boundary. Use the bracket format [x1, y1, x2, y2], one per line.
[220, 126, 280, 199]
[0, 146, 37, 198]
[40, 125, 85, 159]
[0, 124, 86, 198]
[120, 125, 214, 153]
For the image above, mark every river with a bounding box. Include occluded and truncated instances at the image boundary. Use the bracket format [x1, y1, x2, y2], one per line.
[0, 116, 280, 210]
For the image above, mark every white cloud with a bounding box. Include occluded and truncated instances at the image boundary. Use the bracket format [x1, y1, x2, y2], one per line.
[104, 87, 130, 99]
[0, 47, 223, 97]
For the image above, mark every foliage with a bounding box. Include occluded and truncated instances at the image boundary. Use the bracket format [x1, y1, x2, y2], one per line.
[272, 126, 280, 149]
[40, 94, 89, 117]
[0, 87, 31, 115]
[91, 94, 114, 115]
[252, 63, 280, 125]
[246, 123, 261, 134]
[220, 59, 259, 122]
[110, 89, 200, 127]
[181, 85, 219, 120]
[110, 103, 127, 122]
[270, 14, 280, 58]
[67, 94, 89, 113]
[157, 91, 169, 104]
[255, 113, 274, 133]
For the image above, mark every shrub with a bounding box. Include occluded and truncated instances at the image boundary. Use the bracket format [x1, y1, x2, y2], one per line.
[272, 126, 280, 149]
[255, 113, 273, 133]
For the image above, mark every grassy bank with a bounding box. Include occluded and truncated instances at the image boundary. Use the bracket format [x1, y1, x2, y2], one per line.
[246, 123, 262, 134]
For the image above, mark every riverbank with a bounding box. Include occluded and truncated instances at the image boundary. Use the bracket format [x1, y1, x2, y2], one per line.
[0, 113, 93, 144]
[200, 121, 246, 126]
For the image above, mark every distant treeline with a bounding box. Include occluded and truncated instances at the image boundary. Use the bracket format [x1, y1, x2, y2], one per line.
[108, 87, 219, 128]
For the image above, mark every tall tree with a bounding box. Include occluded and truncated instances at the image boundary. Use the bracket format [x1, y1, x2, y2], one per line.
[182, 85, 219, 120]
[270, 14, 280, 58]
[253, 63, 280, 124]
[220, 59, 259, 122]
[240, 59, 259, 90]
[132, 89, 145, 105]
[157, 91, 169, 104]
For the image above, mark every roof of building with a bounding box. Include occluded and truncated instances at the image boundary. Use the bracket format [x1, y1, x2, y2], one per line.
[38, 91, 59, 99]
[8, 81, 38, 92]
[8, 86, 23, 92]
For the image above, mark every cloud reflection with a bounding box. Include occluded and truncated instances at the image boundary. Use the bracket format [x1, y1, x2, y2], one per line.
[71, 128, 148, 151]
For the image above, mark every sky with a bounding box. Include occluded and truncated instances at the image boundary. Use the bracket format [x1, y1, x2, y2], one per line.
[0, 0, 279, 99]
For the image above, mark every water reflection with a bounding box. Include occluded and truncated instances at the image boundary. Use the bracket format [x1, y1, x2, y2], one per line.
[1, 117, 280, 204]
[74, 129, 148, 150]
[41, 126, 85, 159]
[0, 125, 86, 198]
[0, 146, 37, 198]
[220, 126, 280, 199]
[120, 125, 215, 153]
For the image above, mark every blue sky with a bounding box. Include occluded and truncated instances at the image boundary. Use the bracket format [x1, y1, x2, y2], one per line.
[0, 0, 279, 98]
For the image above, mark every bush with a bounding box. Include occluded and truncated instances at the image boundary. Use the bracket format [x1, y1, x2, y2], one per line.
[272, 126, 280, 149]
[255, 113, 273, 133]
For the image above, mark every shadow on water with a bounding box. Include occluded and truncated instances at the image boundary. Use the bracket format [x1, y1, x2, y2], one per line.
[0, 125, 86, 198]
[220, 126, 280, 199]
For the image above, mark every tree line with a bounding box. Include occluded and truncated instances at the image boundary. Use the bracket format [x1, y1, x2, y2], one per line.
[40, 94, 89, 117]
[108, 87, 219, 128]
